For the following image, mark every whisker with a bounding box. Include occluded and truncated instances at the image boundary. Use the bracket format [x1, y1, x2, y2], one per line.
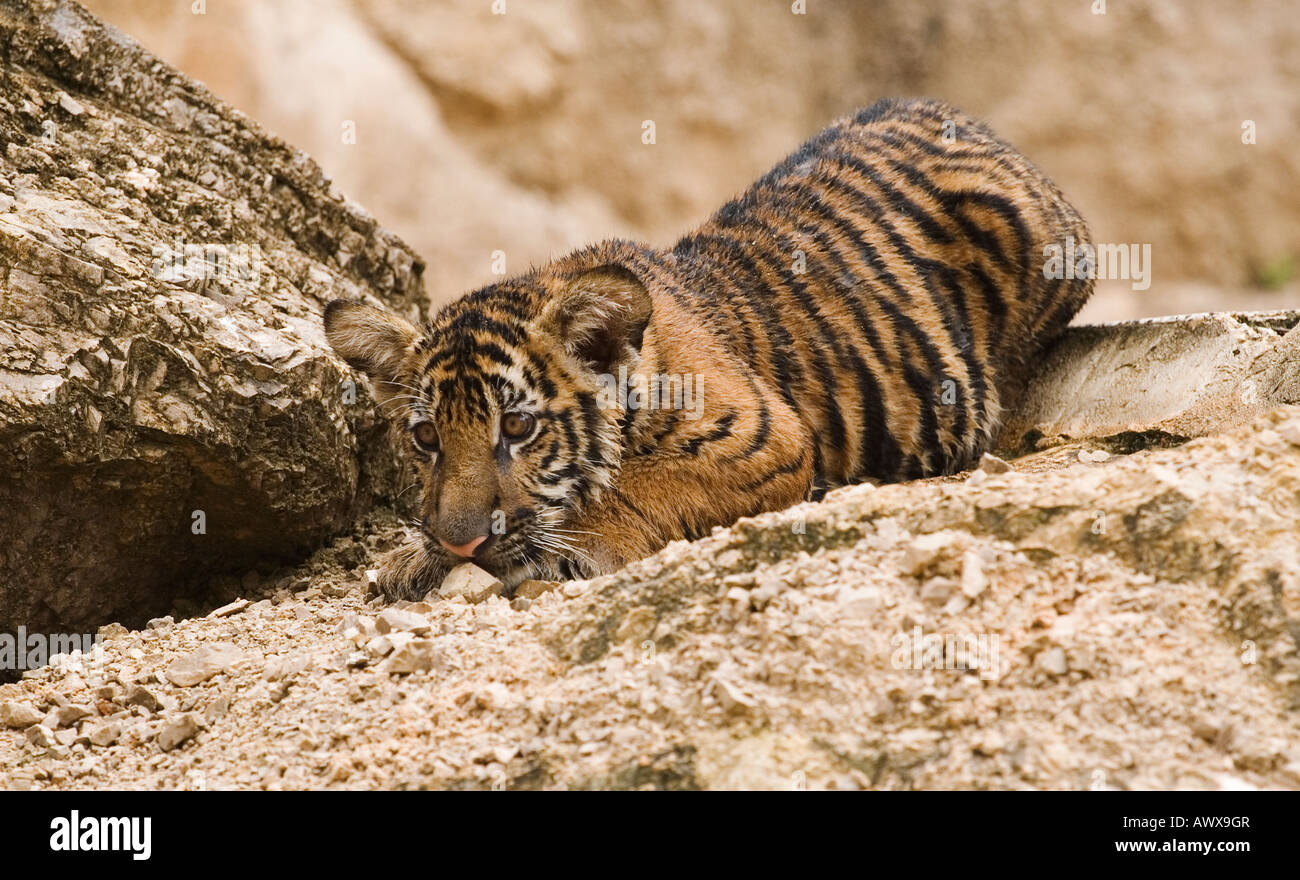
[379, 380, 429, 396]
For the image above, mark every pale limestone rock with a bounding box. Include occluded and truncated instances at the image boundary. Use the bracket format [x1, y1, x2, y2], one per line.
[157, 713, 201, 751]
[0, 701, 43, 729]
[440, 564, 504, 603]
[165, 643, 245, 687]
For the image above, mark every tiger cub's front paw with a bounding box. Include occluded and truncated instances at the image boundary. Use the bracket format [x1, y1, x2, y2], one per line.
[374, 538, 449, 602]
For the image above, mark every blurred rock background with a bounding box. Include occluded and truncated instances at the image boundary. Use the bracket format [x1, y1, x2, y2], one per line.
[84, 0, 1300, 320]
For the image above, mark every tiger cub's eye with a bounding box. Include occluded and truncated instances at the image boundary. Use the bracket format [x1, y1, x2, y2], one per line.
[501, 412, 536, 441]
[412, 421, 439, 452]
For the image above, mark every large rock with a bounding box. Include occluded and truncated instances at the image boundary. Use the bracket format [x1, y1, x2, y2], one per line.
[0, 0, 420, 637]
[1001, 311, 1300, 450]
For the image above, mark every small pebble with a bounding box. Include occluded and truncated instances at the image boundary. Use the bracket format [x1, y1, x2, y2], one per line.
[440, 564, 505, 603]
[157, 714, 201, 751]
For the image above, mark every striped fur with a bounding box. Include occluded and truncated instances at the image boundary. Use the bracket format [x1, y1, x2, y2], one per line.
[325, 98, 1093, 599]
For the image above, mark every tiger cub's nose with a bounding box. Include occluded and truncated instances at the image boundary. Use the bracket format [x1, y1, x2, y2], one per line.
[438, 534, 488, 558]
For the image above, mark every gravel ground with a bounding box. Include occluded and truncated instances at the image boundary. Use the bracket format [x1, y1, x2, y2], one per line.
[4, 409, 1300, 790]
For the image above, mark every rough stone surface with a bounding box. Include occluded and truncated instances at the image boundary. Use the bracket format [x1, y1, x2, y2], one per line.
[164, 643, 244, 687]
[157, 712, 199, 751]
[0, 700, 42, 728]
[48, 703, 90, 727]
[122, 684, 160, 712]
[375, 608, 431, 636]
[3, 408, 1299, 790]
[439, 564, 505, 604]
[85, 719, 121, 747]
[380, 639, 442, 676]
[976, 454, 1012, 475]
[514, 580, 562, 601]
[1001, 312, 1300, 452]
[0, 0, 422, 637]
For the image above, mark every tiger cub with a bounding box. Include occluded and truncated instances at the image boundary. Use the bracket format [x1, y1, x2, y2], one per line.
[325, 97, 1093, 599]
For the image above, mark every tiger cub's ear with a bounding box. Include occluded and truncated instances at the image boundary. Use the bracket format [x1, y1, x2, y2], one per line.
[544, 265, 653, 375]
[322, 299, 421, 403]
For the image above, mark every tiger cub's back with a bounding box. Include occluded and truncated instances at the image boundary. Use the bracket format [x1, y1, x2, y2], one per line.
[672, 97, 1093, 489]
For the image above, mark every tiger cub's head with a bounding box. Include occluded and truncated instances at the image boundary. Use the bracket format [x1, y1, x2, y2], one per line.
[324, 258, 653, 594]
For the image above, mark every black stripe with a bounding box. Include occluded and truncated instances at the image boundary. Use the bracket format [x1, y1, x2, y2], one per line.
[443, 310, 525, 347]
[803, 168, 980, 459]
[682, 231, 805, 413]
[536, 439, 561, 472]
[575, 391, 607, 501]
[822, 148, 955, 246]
[742, 380, 772, 459]
[965, 262, 1009, 352]
[736, 449, 809, 493]
[809, 442, 828, 499]
[763, 203, 918, 479]
[937, 265, 989, 444]
[680, 411, 737, 455]
[865, 127, 999, 161]
[522, 348, 558, 398]
[690, 210, 861, 468]
[671, 239, 760, 364]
